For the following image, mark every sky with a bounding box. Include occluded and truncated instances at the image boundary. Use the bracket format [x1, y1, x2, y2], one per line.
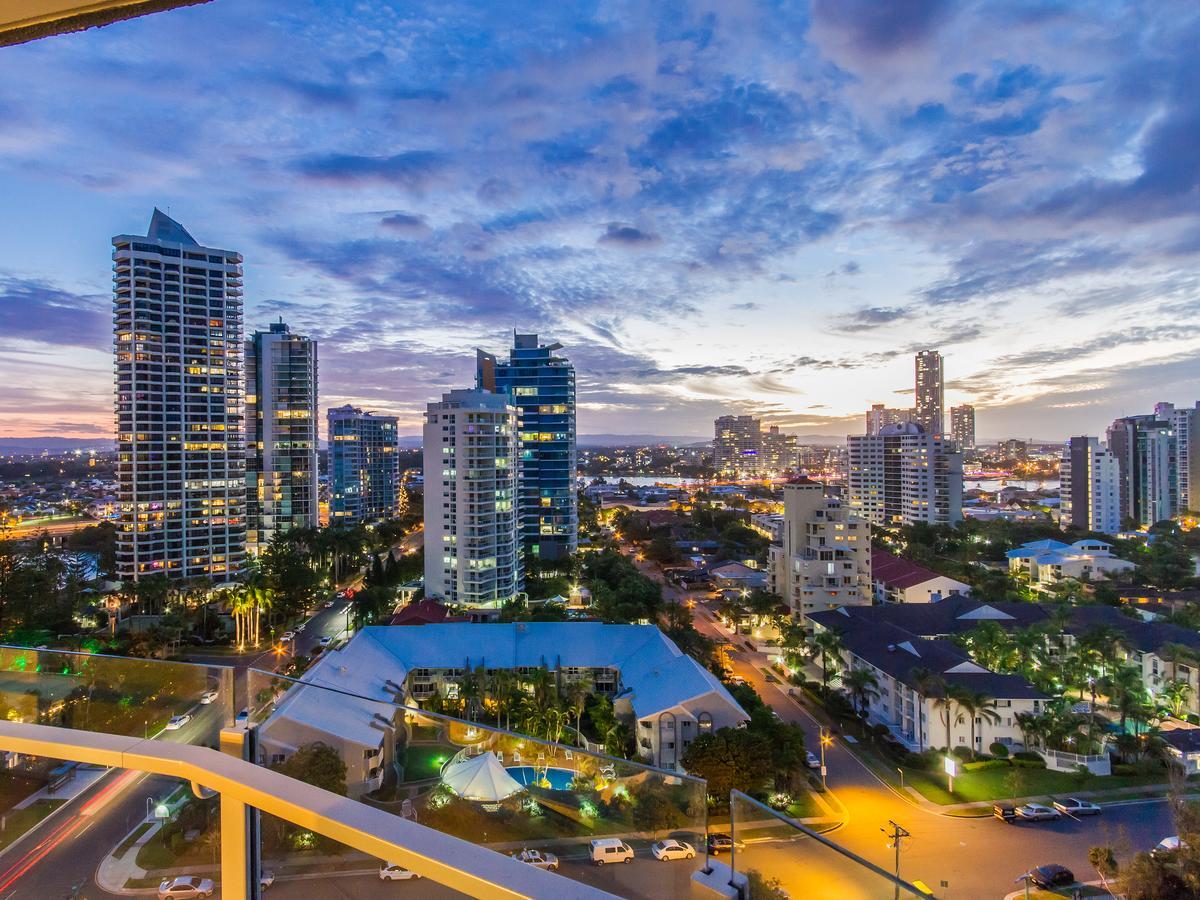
[1, 0, 1198, 443]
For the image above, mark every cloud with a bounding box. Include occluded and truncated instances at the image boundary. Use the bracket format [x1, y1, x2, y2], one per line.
[811, 0, 956, 57]
[292, 150, 448, 188]
[598, 223, 661, 247]
[379, 212, 431, 237]
[0, 277, 107, 349]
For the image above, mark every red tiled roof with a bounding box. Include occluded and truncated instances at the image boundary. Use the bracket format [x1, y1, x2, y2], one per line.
[388, 599, 466, 626]
[871, 548, 947, 590]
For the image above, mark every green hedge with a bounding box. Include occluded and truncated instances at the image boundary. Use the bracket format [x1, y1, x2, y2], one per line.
[1011, 758, 1046, 769]
[989, 742, 1010, 758]
[1012, 750, 1044, 763]
[1112, 763, 1138, 776]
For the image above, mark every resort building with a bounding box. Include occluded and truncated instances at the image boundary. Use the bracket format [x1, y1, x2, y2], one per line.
[914, 349, 945, 437]
[865, 404, 915, 437]
[245, 321, 318, 551]
[871, 548, 970, 604]
[112, 209, 246, 581]
[767, 479, 871, 621]
[259, 623, 748, 783]
[713, 415, 763, 476]
[1005, 539, 1136, 588]
[422, 389, 523, 609]
[808, 606, 1045, 755]
[950, 405, 975, 451]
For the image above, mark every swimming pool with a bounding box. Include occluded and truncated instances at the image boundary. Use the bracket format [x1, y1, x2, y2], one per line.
[506, 765, 576, 791]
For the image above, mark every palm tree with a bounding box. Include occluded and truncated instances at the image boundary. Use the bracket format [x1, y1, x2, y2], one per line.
[953, 689, 1000, 759]
[909, 667, 943, 752]
[934, 683, 967, 752]
[811, 630, 844, 693]
[490, 670, 516, 730]
[1161, 678, 1192, 719]
[1101, 665, 1149, 734]
[564, 677, 590, 745]
[526, 666, 556, 709]
[964, 622, 1015, 673]
[842, 667, 880, 718]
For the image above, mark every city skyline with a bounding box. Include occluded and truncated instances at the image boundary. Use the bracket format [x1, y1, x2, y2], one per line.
[3, 1, 1200, 442]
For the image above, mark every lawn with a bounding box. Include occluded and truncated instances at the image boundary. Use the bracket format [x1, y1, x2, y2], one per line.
[0, 800, 65, 850]
[858, 746, 1175, 805]
[402, 745, 452, 781]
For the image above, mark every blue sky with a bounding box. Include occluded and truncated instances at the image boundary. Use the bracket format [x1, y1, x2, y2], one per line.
[1, 0, 1198, 441]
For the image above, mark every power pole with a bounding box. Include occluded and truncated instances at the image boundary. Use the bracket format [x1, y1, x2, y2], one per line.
[882, 820, 910, 900]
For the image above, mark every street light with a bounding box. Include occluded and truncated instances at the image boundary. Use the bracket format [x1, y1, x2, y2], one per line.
[819, 727, 832, 789]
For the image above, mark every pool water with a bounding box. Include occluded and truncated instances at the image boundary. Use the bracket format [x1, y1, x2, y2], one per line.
[506, 765, 576, 791]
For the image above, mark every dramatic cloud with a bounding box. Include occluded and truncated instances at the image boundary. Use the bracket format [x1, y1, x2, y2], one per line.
[0, 0, 1197, 440]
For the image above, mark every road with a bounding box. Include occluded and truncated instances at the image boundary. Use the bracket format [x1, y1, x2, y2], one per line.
[630, 549, 1176, 898]
[0, 700, 226, 899]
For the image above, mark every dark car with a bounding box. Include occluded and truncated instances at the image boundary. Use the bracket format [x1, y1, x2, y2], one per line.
[1030, 865, 1074, 889]
[993, 803, 1016, 823]
[707, 833, 733, 855]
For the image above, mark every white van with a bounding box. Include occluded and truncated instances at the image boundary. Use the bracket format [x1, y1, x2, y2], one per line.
[589, 838, 634, 865]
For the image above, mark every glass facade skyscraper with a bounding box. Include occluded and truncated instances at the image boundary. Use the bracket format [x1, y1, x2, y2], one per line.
[327, 404, 399, 524]
[477, 333, 577, 561]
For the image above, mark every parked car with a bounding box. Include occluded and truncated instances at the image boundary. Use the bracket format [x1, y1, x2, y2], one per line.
[805, 751, 821, 770]
[164, 714, 191, 731]
[324, 599, 335, 609]
[590, 838, 635, 865]
[336, 591, 347, 599]
[379, 863, 420, 881]
[318, 636, 333, 647]
[707, 833, 734, 855]
[1029, 864, 1074, 889]
[158, 876, 214, 899]
[992, 803, 1017, 823]
[235, 709, 249, 726]
[513, 848, 559, 870]
[1153, 836, 1187, 858]
[259, 871, 275, 890]
[1053, 798, 1101, 816]
[199, 690, 219, 705]
[279, 631, 296, 643]
[1015, 803, 1061, 821]
[651, 839, 696, 861]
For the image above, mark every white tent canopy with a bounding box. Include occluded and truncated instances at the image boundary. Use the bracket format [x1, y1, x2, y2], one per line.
[441, 751, 524, 802]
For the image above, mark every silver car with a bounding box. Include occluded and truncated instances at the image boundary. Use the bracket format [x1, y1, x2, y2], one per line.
[158, 876, 214, 899]
[1053, 797, 1101, 816]
[1016, 803, 1061, 821]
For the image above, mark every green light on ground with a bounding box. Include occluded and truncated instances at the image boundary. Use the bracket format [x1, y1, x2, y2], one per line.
[434, 756, 447, 768]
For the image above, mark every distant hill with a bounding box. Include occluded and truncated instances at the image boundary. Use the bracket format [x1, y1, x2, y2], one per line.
[0, 437, 115, 454]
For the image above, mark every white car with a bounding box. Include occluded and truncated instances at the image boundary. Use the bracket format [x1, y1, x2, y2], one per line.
[1053, 798, 1101, 816]
[379, 863, 421, 881]
[164, 714, 192, 731]
[1016, 803, 1061, 821]
[235, 709, 250, 727]
[158, 876, 214, 898]
[279, 631, 296, 643]
[199, 690, 219, 705]
[512, 848, 560, 870]
[651, 839, 695, 861]
[318, 636, 333, 647]
[259, 870, 275, 890]
[324, 599, 335, 609]
[805, 751, 821, 770]
[1153, 836, 1187, 857]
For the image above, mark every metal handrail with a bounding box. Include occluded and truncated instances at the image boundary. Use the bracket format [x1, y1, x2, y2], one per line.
[0, 721, 615, 900]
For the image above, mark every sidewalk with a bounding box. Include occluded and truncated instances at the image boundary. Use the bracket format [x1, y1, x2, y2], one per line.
[14, 764, 107, 810]
[96, 819, 162, 895]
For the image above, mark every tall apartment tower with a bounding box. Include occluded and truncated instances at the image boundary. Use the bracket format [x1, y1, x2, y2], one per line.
[1155, 402, 1200, 513]
[327, 405, 399, 524]
[761, 425, 798, 473]
[847, 422, 962, 527]
[1107, 414, 1177, 527]
[950, 405, 976, 450]
[1060, 437, 1120, 534]
[914, 350, 945, 437]
[245, 322, 318, 551]
[714, 415, 762, 475]
[767, 479, 871, 621]
[112, 209, 246, 582]
[423, 389, 523, 608]
[865, 404, 915, 436]
[476, 334, 577, 561]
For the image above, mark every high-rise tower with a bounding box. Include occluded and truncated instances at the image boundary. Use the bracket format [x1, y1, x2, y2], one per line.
[477, 334, 577, 561]
[113, 209, 246, 581]
[914, 350, 944, 437]
[328, 405, 399, 524]
[246, 322, 318, 551]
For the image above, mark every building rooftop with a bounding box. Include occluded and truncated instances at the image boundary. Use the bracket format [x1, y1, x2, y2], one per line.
[871, 548, 963, 590]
